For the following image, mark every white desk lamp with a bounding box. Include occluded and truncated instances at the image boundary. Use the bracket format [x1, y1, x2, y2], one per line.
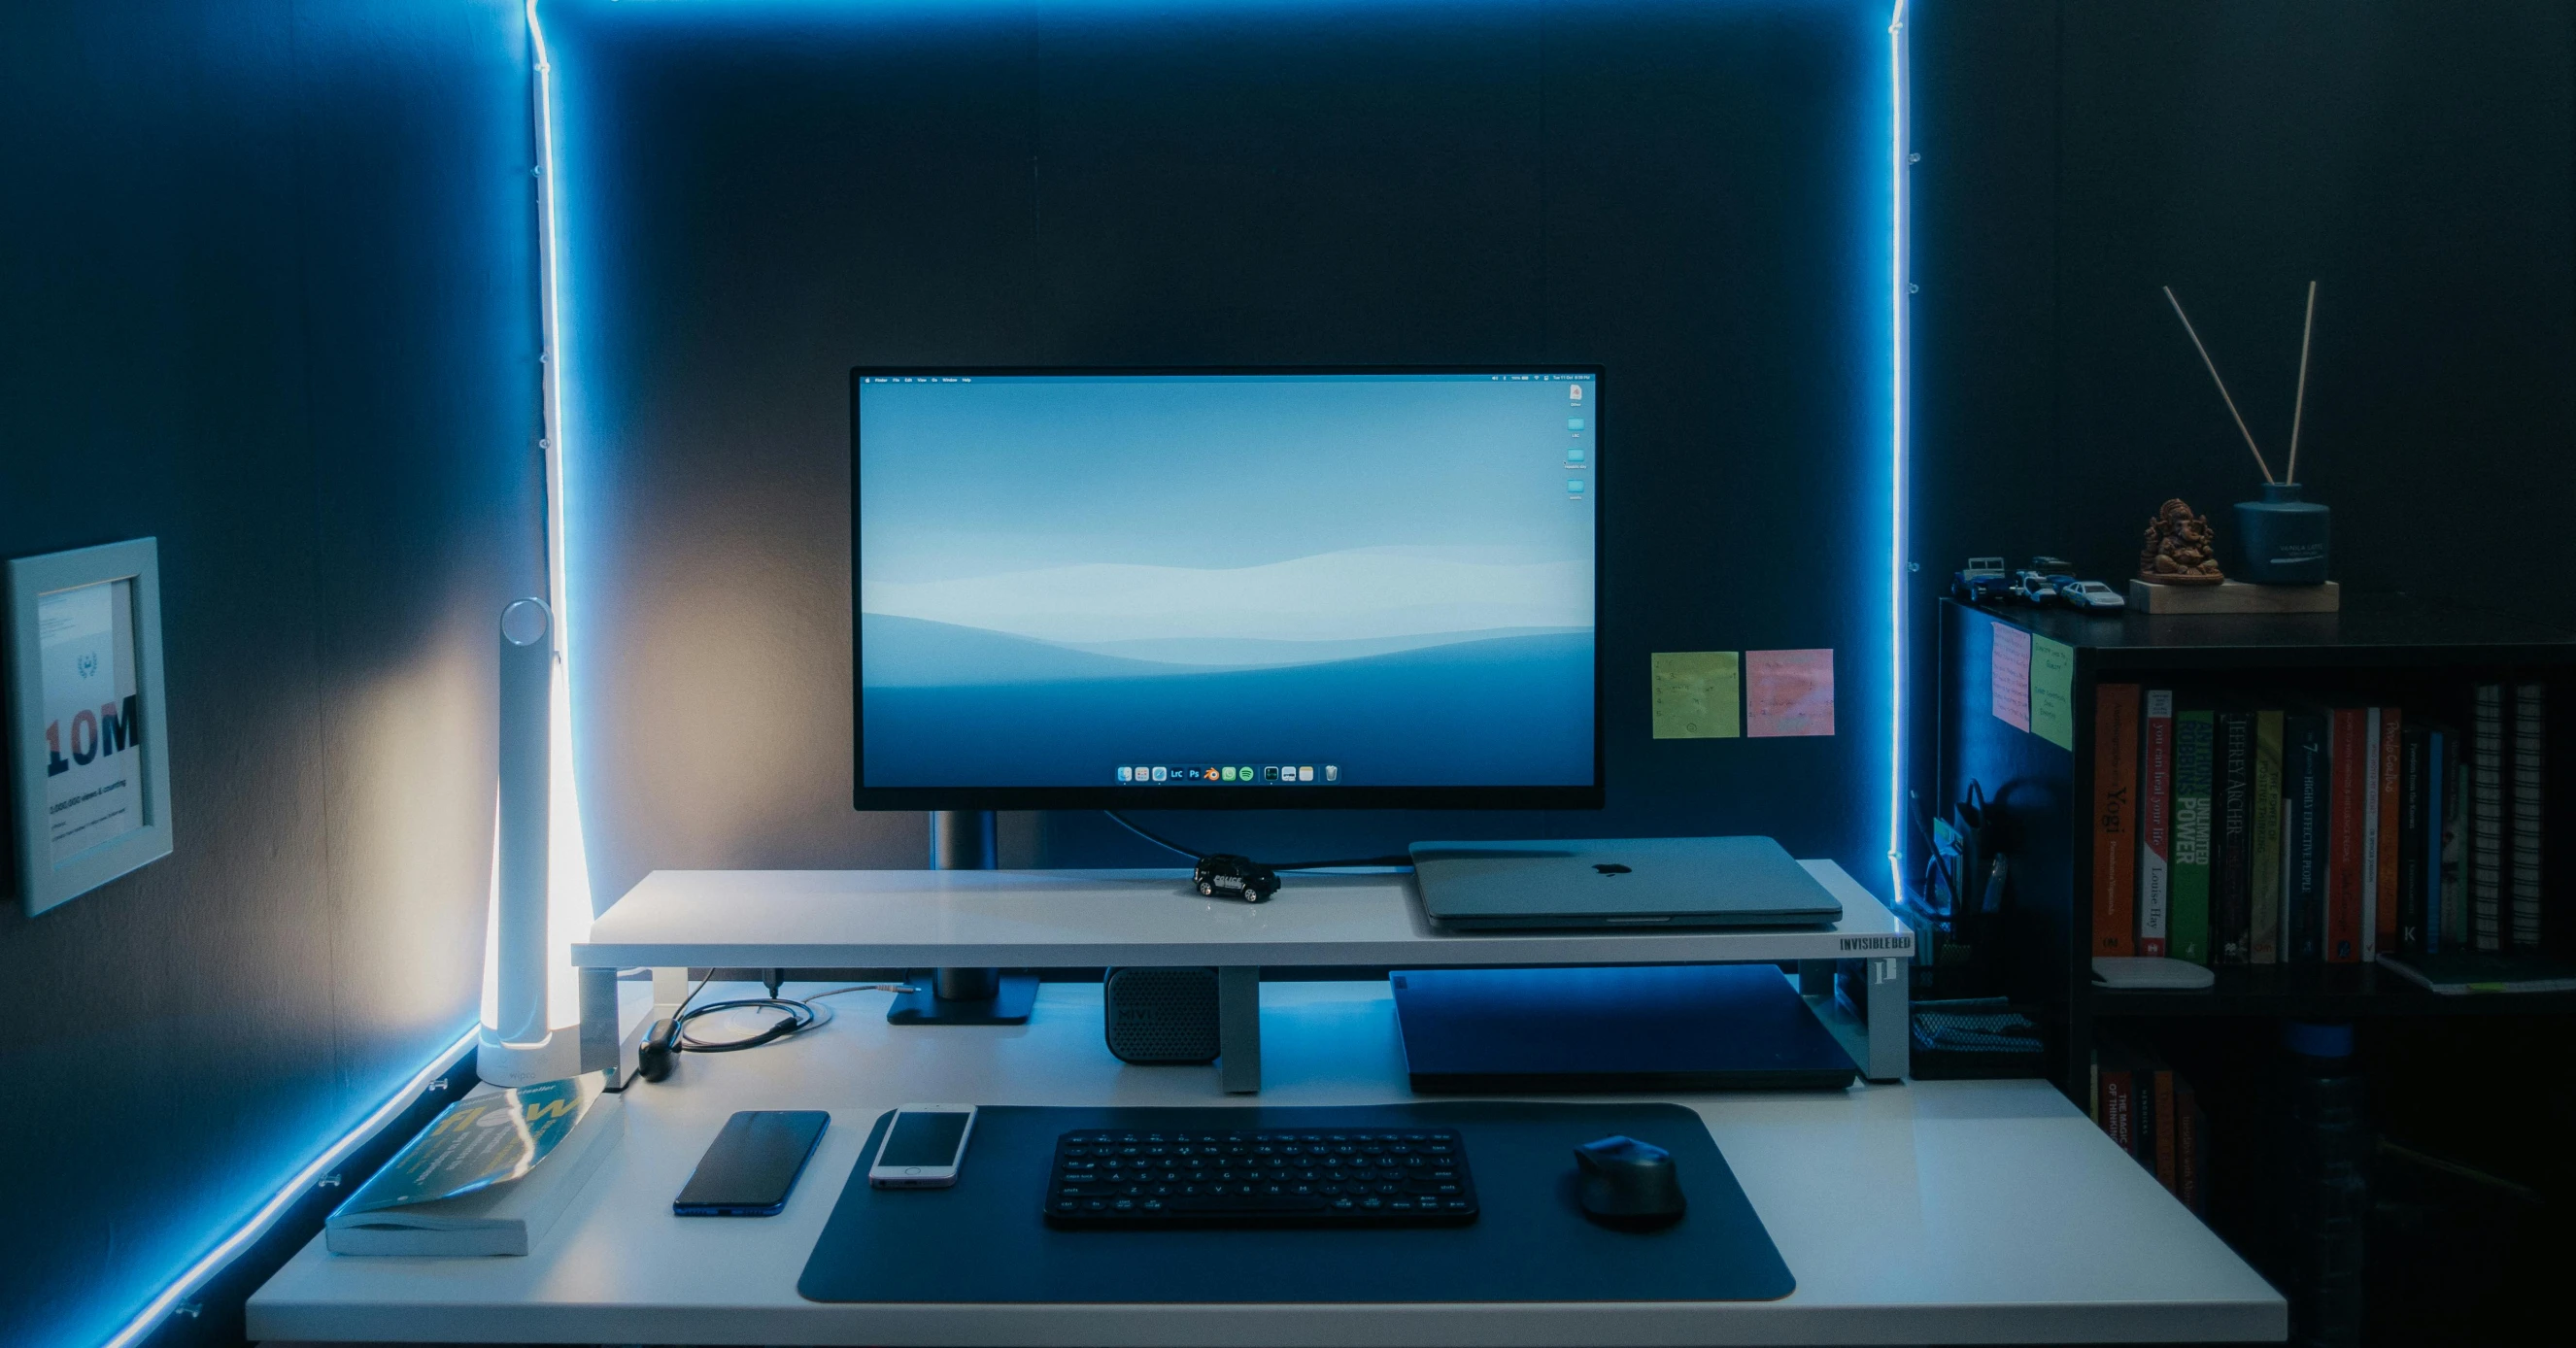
[477, 598, 605, 1087]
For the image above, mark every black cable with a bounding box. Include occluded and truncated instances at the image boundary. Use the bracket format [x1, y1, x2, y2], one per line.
[675, 995, 818, 1052]
[1102, 810, 1411, 872]
[663, 975, 923, 1055]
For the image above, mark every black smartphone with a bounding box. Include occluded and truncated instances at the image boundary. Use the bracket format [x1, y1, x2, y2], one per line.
[673, 1110, 830, 1216]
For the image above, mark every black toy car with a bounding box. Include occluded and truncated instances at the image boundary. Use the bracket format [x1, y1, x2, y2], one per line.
[1194, 854, 1280, 903]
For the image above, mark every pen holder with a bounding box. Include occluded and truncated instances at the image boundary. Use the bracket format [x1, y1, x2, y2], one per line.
[2232, 483, 2330, 585]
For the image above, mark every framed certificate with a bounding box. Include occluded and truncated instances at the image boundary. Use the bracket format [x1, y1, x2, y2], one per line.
[5, 538, 175, 915]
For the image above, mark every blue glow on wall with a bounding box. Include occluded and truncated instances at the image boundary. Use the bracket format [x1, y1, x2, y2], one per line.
[533, 0, 1907, 889]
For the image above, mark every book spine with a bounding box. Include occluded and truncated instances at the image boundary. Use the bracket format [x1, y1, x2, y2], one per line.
[2100, 1067, 2135, 1157]
[2138, 691, 2176, 958]
[2441, 733, 2469, 952]
[2172, 710, 2215, 965]
[2287, 712, 2330, 963]
[2179, 1082, 2208, 1216]
[2360, 707, 2382, 962]
[2152, 1067, 2179, 1193]
[2093, 685, 2143, 958]
[2251, 710, 2286, 964]
[2398, 725, 2428, 955]
[2327, 707, 2366, 963]
[2213, 711, 2254, 964]
[2513, 683, 2543, 952]
[2377, 707, 2404, 957]
[2134, 1062, 2159, 1177]
[2472, 683, 2505, 953]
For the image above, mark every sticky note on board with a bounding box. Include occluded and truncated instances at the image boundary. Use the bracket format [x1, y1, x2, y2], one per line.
[1746, 649, 1835, 737]
[1650, 652, 1741, 739]
[2029, 636, 2076, 750]
[1990, 621, 2032, 732]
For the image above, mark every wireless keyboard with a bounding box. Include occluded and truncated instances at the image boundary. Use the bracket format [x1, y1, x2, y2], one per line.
[1044, 1127, 1478, 1227]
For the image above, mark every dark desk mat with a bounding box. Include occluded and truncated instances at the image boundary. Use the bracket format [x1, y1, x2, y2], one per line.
[797, 1103, 1793, 1303]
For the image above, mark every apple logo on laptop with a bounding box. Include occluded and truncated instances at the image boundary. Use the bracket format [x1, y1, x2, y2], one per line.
[1593, 863, 1631, 875]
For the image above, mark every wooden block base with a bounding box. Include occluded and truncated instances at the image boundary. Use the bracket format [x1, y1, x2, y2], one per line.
[2127, 579, 2340, 615]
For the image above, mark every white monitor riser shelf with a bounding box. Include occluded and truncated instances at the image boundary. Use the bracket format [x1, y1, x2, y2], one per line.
[573, 861, 1915, 1089]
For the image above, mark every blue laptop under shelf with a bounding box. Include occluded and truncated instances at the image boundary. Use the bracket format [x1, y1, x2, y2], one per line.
[1391, 964, 1861, 1094]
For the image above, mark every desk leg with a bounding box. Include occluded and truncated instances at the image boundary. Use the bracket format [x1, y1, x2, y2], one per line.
[1217, 966, 1261, 1094]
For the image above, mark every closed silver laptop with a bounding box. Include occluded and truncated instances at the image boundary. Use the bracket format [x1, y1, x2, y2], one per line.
[1408, 835, 1843, 931]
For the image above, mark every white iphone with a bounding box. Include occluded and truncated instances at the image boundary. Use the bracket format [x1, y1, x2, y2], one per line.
[866, 1103, 978, 1188]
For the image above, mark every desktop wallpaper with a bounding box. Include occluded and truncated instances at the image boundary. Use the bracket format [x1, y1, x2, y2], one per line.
[858, 374, 1597, 789]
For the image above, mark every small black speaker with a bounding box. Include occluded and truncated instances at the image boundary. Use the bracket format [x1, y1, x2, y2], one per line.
[1102, 967, 1221, 1064]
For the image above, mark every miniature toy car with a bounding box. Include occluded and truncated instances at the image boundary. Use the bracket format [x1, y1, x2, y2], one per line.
[2058, 580, 2126, 612]
[1194, 853, 1280, 903]
[1951, 556, 2010, 604]
[2011, 571, 2058, 604]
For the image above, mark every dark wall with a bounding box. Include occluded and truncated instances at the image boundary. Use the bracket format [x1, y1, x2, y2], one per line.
[1907, 0, 2576, 829]
[0, 3, 541, 1343]
[550, 0, 1902, 901]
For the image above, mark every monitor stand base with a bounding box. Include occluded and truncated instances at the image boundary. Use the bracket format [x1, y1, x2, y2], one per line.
[893, 810, 1035, 1025]
[886, 969, 1040, 1026]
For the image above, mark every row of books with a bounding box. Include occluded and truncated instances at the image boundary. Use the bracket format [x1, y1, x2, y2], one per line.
[2089, 682, 2548, 964]
[2090, 1037, 2207, 1214]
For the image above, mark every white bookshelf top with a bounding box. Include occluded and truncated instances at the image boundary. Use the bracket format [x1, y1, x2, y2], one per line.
[573, 860, 1910, 969]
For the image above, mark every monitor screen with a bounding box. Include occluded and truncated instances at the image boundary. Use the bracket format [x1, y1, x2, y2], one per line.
[853, 367, 1602, 809]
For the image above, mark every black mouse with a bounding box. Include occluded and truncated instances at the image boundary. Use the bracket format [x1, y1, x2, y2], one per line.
[1574, 1135, 1685, 1229]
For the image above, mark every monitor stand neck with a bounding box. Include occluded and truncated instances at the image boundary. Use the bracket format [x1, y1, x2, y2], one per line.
[890, 810, 1037, 1024]
[931, 808, 997, 870]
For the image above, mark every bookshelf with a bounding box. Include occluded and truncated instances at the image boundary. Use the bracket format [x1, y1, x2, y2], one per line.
[1933, 593, 2576, 1091]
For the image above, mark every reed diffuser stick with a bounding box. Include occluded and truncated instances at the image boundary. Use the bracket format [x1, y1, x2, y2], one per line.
[2163, 286, 2275, 484]
[2285, 280, 2318, 486]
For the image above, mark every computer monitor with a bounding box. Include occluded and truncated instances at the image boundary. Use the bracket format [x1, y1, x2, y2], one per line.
[853, 366, 1602, 811]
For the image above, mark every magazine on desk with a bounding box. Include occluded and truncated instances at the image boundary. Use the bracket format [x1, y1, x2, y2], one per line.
[325, 1072, 623, 1257]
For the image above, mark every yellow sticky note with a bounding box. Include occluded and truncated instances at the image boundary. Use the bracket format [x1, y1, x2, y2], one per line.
[1651, 652, 1741, 739]
[2030, 636, 2076, 751]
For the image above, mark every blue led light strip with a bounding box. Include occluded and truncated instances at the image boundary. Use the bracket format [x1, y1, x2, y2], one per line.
[100, 1028, 478, 1348]
[530, 0, 569, 637]
[1886, 1, 1910, 901]
[105, 8, 589, 1341]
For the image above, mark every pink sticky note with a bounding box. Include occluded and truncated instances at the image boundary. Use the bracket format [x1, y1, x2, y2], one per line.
[1746, 649, 1835, 737]
[1990, 622, 2032, 732]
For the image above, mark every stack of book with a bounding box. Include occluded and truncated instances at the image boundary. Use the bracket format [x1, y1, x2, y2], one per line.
[2091, 1033, 2208, 1213]
[2089, 683, 2548, 967]
[324, 1072, 624, 1256]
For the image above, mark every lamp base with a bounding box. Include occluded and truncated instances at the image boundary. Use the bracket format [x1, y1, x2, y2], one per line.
[477, 1024, 585, 1088]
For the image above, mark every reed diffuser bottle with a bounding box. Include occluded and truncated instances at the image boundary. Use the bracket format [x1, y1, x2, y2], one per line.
[2165, 281, 2332, 585]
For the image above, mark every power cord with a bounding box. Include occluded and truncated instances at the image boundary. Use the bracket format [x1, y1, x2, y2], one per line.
[650, 972, 920, 1061]
[1102, 810, 1411, 871]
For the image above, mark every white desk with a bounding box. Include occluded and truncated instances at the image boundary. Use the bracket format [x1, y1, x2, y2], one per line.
[249, 981, 2286, 1345]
